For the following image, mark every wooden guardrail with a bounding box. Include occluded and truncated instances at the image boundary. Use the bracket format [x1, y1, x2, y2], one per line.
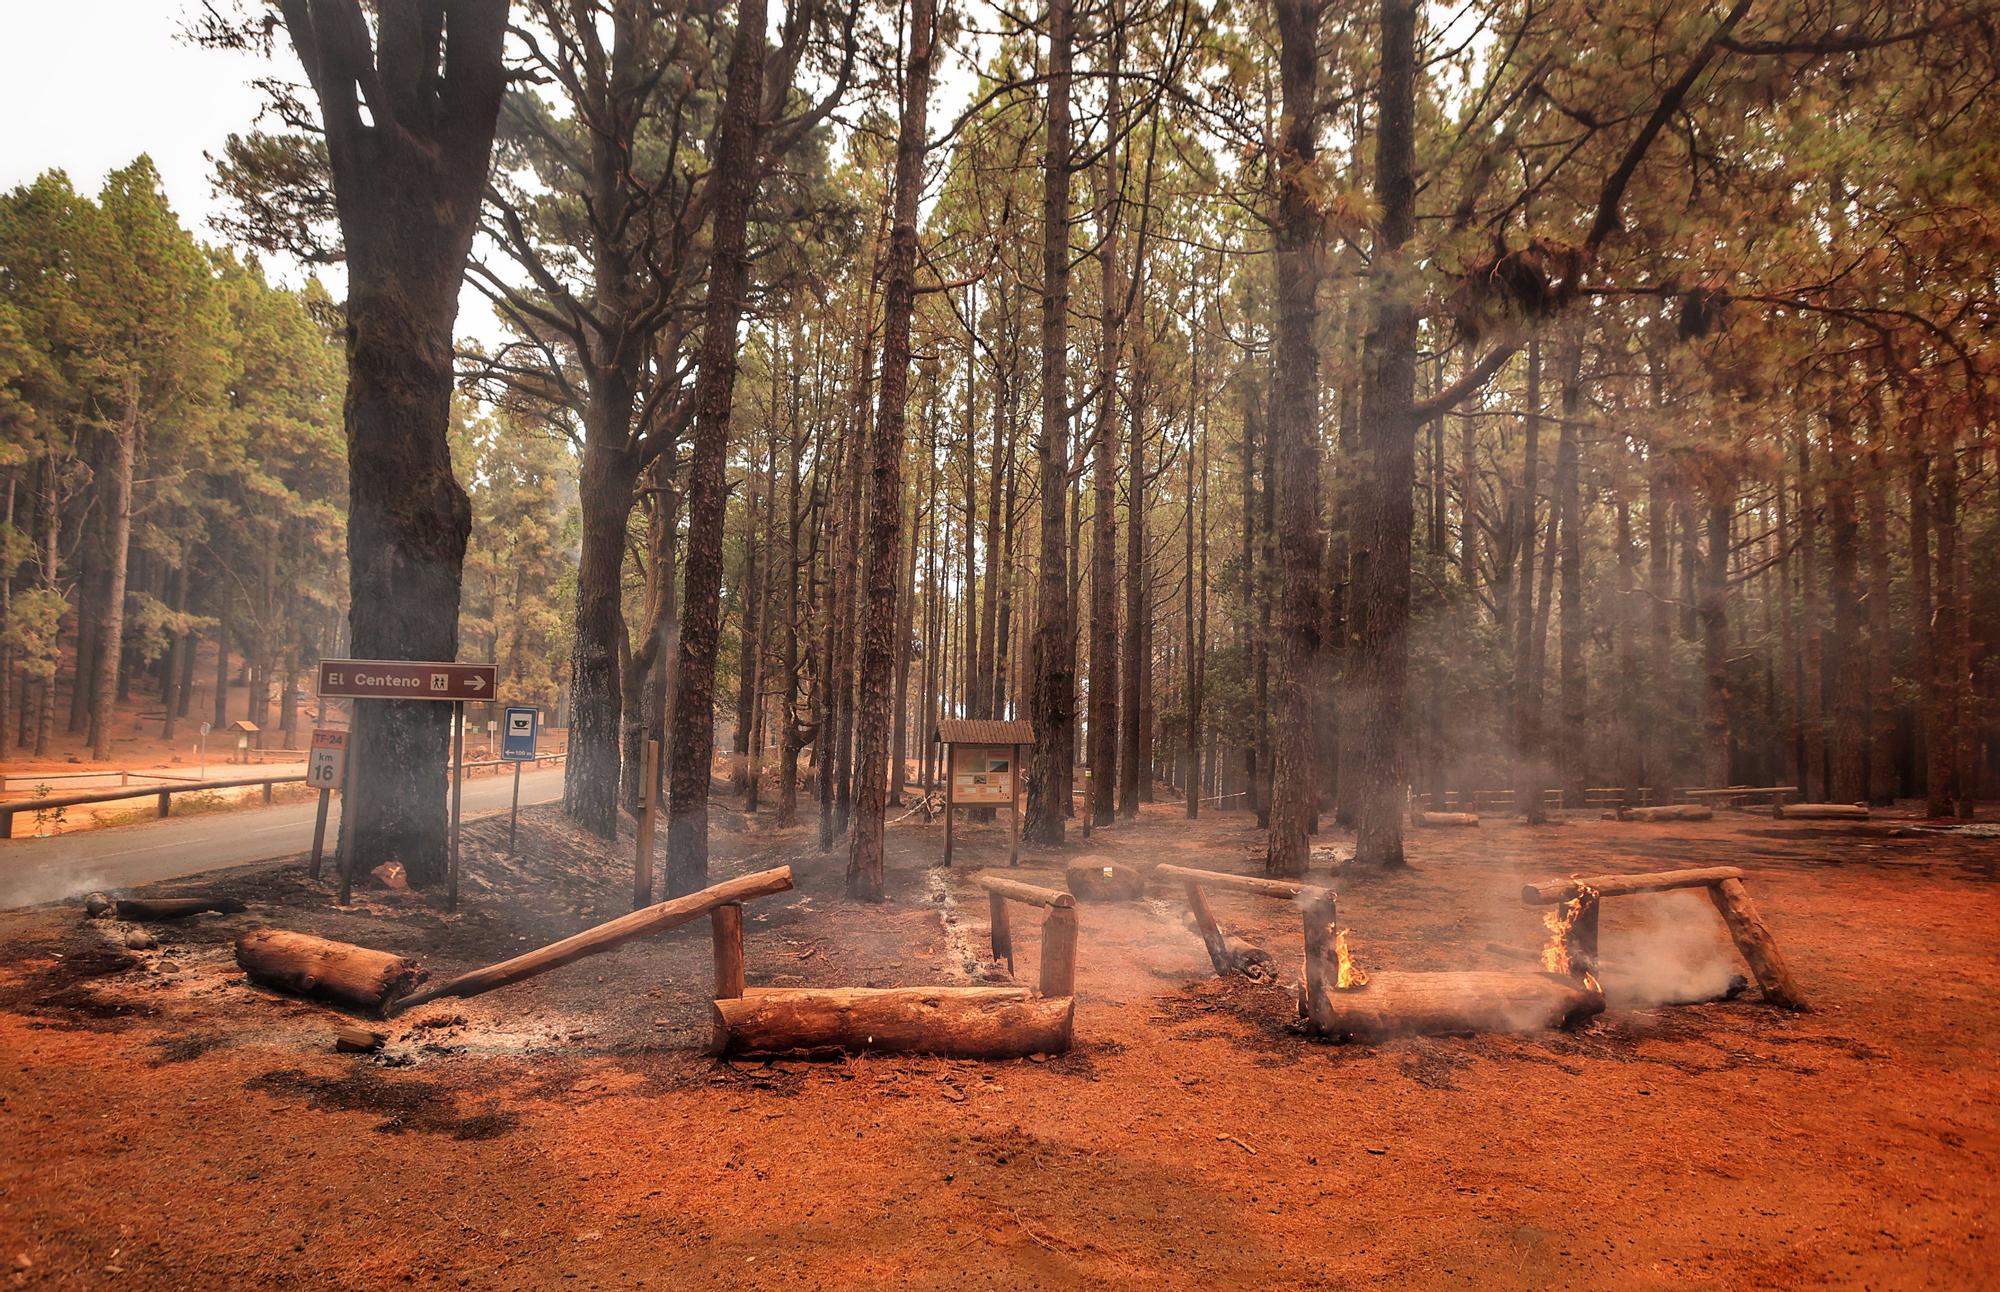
[0, 752, 567, 839]
[0, 773, 309, 838]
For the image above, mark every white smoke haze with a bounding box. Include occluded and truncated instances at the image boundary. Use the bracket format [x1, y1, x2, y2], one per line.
[1598, 889, 1742, 1008]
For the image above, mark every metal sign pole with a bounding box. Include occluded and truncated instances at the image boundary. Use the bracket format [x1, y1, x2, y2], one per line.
[335, 744, 354, 906]
[448, 702, 465, 912]
[508, 759, 523, 856]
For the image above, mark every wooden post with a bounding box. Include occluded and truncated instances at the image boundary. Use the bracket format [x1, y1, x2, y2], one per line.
[157, 789, 171, 820]
[447, 702, 465, 912]
[989, 890, 1013, 970]
[1080, 766, 1092, 840]
[308, 787, 332, 880]
[635, 738, 659, 906]
[942, 743, 956, 867]
[1039, 903, 1078, 998]
[1185, 881, 1230, 974]
[1301, 890, 1338, 1015]
[1007, 742, 1022, 867]
[334, 750, 354, 906]
[1707, 877, 1808, 1010]
[710, 903, 745, 1000]
[507, 759, 523, 855]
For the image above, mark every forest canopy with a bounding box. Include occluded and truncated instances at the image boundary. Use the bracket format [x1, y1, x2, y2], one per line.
[3, 0, 1995, 889]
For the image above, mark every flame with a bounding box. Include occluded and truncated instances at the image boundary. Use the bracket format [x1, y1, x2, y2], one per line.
[1541, 885, 1600, 979]
[1334, 929, 1369, 990]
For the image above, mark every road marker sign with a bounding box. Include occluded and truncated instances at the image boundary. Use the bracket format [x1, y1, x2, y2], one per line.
[308, 729, 348, 788]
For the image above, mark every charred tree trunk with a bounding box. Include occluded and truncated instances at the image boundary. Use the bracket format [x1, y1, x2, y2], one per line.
[1265, 0, 1324, 877]
[89, 394, 136, 761]
[566, 424, 640, 838]
[1087, 120, 1123, 831]
[1349, 0, 1419, 869]
[286, 0, 507, 887]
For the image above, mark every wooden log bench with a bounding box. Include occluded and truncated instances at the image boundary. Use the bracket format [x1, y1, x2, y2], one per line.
[1521, 866, 1807, 1010]
[1604, 804, 1714, 822]
[1775, 802, 1869, 821]
[1152, 863, 1328, 982]
[1680, 786, 1798, 813]
[1302, 969, 1606, 1042]
[1411, 811, 1479, 828]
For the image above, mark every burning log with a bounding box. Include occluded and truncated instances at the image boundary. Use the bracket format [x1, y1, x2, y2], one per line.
[1412, 811, 1479, 828]
[235, 929, 424, 1015]
[391, 866, 794, 1014]
[710, 986, 1074, 1059]
[1304, 970, 1605, 1042]
[1521, 866, 1743, 905]
[1540, 885, 1600, 981]
[1776, 802, 1869, 821]
[1606, 804, 1713, 822]
[115, 896, 248, 921]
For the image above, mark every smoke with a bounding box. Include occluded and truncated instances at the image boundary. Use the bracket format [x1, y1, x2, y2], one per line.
[0, 865, 123, 912]
[1599, 889, 1741, 1008]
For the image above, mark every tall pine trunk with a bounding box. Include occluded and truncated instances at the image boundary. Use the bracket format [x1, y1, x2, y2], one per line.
[846, 0, 933, 900]
[666, 0, 770, 893]
[1025, 0, 1076, 846]
[1264, 0, 1324, 877]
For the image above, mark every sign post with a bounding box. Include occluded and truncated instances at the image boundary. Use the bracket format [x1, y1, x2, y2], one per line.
[501, 706, 539, 856]
[314, 659, 498, 908]
[307, 729, 348, 880]
[634, 738, 659, 907]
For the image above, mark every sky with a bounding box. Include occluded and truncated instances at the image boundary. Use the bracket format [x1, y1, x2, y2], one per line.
[0, 2, 287, 248]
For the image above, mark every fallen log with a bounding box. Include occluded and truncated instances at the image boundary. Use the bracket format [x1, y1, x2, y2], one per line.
[391, 865, 794, 1014]
[1707, 877, 1809, 1010]
[115, 896, 248, 921]
[1777, 802, 1869, 820]
[1412, 811, 1479, 828]
[1303, 969, 1604, 1042]
[1181, 897, 1275, 979]
[1153, 863, 1318, 902]
[1065, 860, 1144, 902]
[1607, 804, 1713, 823]
[970, 873, 1074, 909]
[1521, 866, 1744, 905]
[711, 986, 1074, 1059]
[235, 929, 424, 1015]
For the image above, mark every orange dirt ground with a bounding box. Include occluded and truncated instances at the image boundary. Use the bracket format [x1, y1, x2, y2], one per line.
[0, 793, 1995, 1288]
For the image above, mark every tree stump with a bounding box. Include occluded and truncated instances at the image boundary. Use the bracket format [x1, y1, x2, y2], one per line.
[1065, 860, 1144, 902]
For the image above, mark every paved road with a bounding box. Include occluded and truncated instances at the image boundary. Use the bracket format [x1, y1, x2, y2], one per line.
[0, 765, 567, 908]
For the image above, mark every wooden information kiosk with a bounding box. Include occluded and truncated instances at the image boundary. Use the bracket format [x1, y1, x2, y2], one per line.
[935, 719, 1034, 867]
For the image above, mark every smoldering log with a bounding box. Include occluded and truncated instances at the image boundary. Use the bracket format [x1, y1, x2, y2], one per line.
[1521, 866, 1744, 905]
[1707, 877, 1809, 1010]
[710, 986, 1075, 1059]
[1303, 970, 1605, 1042]
[115, 896, 248, 921]
[1181, 887, 1275, 979]
[1481, 942, 1751, 1002]
[235, 929, 424, 1015]
[1606, 805, 1713, 822]
[1412, 811, 1479, 828]
[971, 873, 1074, 909]
[391, 866, 794, 1014]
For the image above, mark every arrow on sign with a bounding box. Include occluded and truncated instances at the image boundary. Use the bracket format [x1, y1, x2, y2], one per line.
[467, 675, 487, 691]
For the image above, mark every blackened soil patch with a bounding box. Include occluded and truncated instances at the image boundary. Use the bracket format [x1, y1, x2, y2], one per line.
[246, 1067, 517, 1140]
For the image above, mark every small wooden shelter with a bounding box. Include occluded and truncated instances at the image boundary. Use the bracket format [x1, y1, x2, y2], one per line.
[934, 718, 1034, 867]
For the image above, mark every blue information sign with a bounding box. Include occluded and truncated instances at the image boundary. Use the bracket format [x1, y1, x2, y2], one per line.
[501, 706, 540, 761]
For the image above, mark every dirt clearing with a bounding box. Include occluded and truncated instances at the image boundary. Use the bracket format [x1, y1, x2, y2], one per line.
[0, 801, 1995, 1288]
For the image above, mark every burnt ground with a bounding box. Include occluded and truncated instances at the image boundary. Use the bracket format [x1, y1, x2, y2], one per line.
[0, 790, 1995, 1288]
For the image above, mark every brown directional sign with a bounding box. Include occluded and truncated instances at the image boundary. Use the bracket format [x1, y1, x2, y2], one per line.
[316, 659, 498, 702]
